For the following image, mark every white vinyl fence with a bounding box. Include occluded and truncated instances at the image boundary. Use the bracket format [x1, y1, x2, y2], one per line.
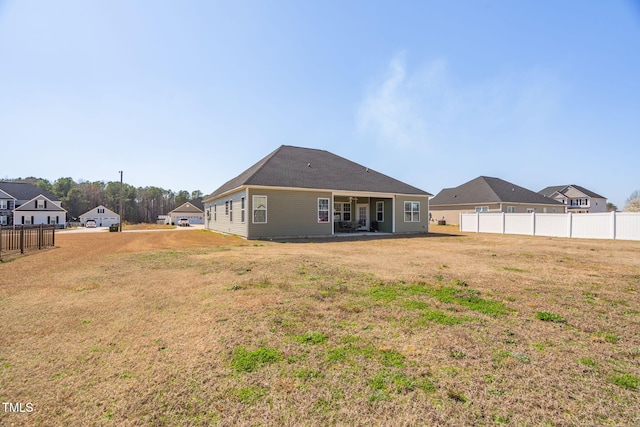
[460, 212, 640, 241]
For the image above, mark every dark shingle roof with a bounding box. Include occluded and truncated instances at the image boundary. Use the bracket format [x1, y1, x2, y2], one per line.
[431, 176, 564, 206]
[206, 146, 431, 199]
[0, 182, 59, 202]
[538, 185, 605, 199]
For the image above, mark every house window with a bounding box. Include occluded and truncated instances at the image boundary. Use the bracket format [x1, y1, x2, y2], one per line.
[37, 199, 45, 209]
[98, 208, 104, 214]
[241, 197, 245, 223]
[229, 200, 233, 222]
[318, 198, 329, 223]
[214, 204, 217, 221]
[0, 200, 7, 210]
[342, 203, 351, 222]
[507, 206, 516, 213]
[475, 206, 489, 213]
[253, 195, 267, 223]
[0, 215, 7, 225]
[334, 203, 342, 221]
[376, 201, 384, 222]
[225, 201, 229, 215]
[527, 208, 535, 213]
[404, 201, 420, 222]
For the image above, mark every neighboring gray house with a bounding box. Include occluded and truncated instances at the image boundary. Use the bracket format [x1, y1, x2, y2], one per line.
[538, 185, 607, 214]
[166, 200, 204, 225]
[203, 145, 432, 239]
[430, 176, 566, 225]
[0, 182, 65, 227]
[79, 205, 120, 227]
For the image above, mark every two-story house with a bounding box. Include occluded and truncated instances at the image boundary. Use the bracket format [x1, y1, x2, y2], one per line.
[0, 182, 67, 227]
[538, 185, 607, 214]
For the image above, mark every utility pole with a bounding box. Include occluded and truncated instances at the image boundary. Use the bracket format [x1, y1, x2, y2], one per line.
[119, 170, 124, 232]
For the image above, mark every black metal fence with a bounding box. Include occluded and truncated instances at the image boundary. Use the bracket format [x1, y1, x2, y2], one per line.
[0, 225, 56, 260]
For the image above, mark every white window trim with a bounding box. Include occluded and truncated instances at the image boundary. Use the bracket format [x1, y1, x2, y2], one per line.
[475, 206, 489, 213]
[241, 197, 245, 223]
[507, 206, 516, 213]
[376, 201, 384, 222]
[404, 201, 420, 222]
[318, 198, 330, 223]
[342, 203, 351, 222]
[252, 195, 267, 224]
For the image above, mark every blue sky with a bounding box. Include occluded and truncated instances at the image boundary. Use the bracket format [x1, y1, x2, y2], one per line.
[1, 1, 639, 208]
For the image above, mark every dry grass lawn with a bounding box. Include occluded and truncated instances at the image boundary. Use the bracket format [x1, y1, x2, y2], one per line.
[1, 227, 639, 426]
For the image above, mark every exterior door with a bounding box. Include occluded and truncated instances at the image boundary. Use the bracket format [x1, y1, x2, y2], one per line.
[356, 204, 369, 231]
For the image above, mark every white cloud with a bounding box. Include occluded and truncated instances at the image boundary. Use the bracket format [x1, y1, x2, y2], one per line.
[356, 53, 566, 156]
[357, 52, 434, 151]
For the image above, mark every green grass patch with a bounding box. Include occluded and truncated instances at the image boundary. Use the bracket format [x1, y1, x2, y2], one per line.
[368, 369, 435, 400]
[610, 372, 639, 390]
[231, 347, 282, 372]
[403, 300, 429, 310]
[419, 309, 467, 325]
[368, 284, 398, 301]
[294, 332, 328, 345]
[579, 357, 597, 367]
[536, 311, 567, 323]
[380, 349, 405, 368]
[427, 286, 511, 316]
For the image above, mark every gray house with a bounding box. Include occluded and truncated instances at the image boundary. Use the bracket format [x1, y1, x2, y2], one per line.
[203, 146, 432, 239]
[430, 176, 566, 225]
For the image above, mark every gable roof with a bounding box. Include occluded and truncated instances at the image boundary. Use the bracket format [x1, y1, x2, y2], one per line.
[538, 185, 605, 200]
[79, 205, 119, 218]
[0, 188, 15, 200]
[431, 176, 564, 206]
[170, 201, 204, 214]
[0, 182, 59, 202]
[14, 194, 67, 212]
[205, 145, 431, 200]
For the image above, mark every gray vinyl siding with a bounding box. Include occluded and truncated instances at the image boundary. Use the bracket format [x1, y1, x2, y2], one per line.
[370, 197, 392, 233]
[394, 195, 430, 233]
[204, 189, 248, 237]
[247, 188, 332, 239]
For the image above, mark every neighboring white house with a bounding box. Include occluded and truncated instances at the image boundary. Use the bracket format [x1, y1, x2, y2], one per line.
[538, 185, 607, 214]
[79, 205, 120, 227]
[0, 182, 64, 227]
[166, 201, 204, 225]
[13, 194, 67, 228]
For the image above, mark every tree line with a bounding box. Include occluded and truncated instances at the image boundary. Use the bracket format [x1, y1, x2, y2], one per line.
[5, 177, 205, 224]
